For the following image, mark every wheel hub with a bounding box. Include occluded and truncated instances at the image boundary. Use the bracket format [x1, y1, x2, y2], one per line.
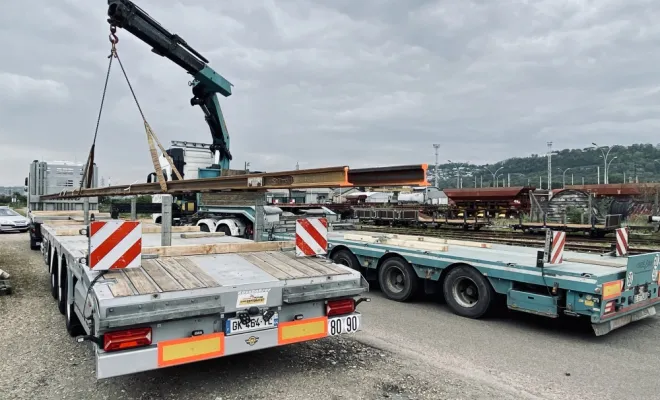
[385, 267, 406, 293]
[452, 276, 479, 308]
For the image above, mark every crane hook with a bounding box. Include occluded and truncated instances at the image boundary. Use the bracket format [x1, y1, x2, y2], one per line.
[109, 25, 119, 46]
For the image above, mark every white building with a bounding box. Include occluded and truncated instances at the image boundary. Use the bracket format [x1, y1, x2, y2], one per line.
[27, 160, 99, 211]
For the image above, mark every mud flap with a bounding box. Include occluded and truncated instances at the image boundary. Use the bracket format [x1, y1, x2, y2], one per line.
[592, 305, 657, 336]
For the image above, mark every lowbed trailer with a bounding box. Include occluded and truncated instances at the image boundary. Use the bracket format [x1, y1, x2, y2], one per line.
[270, 229, 660, 335]
[31, 211, 368, 379]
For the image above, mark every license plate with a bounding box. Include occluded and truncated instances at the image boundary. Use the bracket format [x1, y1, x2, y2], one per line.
[634, 292, 650, 303]
[634, 286, 650, 303]
[328, 314, 361, 336]
[225, 313, 278, 335]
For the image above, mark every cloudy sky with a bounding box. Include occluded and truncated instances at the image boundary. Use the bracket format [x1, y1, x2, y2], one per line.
[1, 0, 659, 186]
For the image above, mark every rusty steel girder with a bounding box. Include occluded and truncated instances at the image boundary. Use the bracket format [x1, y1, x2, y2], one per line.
[39, 164, 428, 199]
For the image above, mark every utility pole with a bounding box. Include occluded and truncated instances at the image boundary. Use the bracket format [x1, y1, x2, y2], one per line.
[547, 141, 553, 192]
[244, 161, 250, 173]
[480, 175, 483, 188]
[433, 144, 440, 187]
[295, 162, 299, 170]
[597, 166, 600, 184]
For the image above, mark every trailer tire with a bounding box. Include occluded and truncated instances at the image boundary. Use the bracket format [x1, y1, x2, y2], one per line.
[64, 273, 84, 337]
[50, 259, 58, 300]
[30, 236, 39, 251]
[378, 257, 419, 302]
[330, 249, 360, 271]
[57, 263, 66, 315]
[443, 265, 493, 318]
[199, 224, 210, 232]
[216, 224, 231, 236]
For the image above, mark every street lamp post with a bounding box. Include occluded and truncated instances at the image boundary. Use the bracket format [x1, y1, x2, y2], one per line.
[484, 166, 504, 187]
[495, 173, 504, 187]
[559, 167, 571, 188]
[607, 156, 618, 183]
[592, 142, 615, 184]
[448, 160, 468, 188]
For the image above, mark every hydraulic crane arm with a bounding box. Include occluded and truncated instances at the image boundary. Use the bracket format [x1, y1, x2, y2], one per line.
[107, 0, 233, 168]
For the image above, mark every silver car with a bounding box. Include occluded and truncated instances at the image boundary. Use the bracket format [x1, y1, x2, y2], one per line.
[0, 206, 29, 233]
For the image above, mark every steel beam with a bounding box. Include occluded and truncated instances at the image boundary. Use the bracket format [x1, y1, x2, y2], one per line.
[39, 164, 428, 200]
[348, 164, 428, 187]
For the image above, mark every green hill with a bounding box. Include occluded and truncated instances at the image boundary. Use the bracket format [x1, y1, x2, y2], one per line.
[431, 143, 660, 189]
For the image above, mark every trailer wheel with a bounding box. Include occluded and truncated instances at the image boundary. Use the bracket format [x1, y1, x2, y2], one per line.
[443, 265, 493, 318]
[57, 262, 66, 315]
[199, 224, 210, 232]
[50, 256, 58, 300]
[64, 273, 84, 336]
[216, 224, 231, 236]
[378, 257, 419, 302]
[29, 236, 39, 251]
[330, 249, 360, 271]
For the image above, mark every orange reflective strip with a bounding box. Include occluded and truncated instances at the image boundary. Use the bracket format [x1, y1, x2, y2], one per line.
[602, 280, 623, 300]
[278, 316, 328, 345]
[157, 333, 224, 368]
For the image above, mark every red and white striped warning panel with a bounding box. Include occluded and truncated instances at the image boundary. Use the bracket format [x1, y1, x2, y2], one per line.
[549, 230, 566, 264]
[615, 227, 629, 257]
[89, 220, 142, 270]
[295, 217, 328, 257]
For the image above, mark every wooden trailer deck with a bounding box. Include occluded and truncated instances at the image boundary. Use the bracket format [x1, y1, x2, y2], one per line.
[41, 225, 355, 302]
[102, 250, 350, 298]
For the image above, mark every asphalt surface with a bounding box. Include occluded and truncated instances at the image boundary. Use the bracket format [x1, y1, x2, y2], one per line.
[1, 231, 659, 400]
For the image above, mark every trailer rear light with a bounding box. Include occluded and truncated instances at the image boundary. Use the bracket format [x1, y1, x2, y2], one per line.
[103, 327, 152, 352]
[326, 299, 355, 317]
[603, 300, 616, 315]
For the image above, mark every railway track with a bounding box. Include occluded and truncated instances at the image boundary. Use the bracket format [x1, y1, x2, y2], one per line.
[353, 225, 660, 255]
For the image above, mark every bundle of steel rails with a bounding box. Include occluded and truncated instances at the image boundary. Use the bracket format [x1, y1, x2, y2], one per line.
[40, 164, 428, 200]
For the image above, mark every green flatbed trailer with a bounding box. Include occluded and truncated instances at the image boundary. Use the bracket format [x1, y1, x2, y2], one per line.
[273, 230, 659, 336]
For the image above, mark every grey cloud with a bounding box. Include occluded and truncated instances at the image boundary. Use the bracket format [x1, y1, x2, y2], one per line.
[1, 0, 659, 185]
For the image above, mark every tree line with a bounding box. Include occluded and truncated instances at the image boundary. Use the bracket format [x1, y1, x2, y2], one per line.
[431, 143, 660, 189]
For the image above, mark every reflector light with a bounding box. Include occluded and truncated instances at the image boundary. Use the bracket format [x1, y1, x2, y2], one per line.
[103, 327, 152, 352]
[603, 301, 616, 315]
[326, 299, 355, 317]
[602, 280, 623, 300]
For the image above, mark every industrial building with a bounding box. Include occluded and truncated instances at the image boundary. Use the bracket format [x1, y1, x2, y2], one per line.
[26, 160, 99, 211]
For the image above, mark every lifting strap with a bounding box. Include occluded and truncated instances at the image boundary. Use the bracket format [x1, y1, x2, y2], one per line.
[81, 26, 182, 194]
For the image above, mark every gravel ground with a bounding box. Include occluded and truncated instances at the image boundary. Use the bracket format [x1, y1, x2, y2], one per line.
[0, 232, 517, 400]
